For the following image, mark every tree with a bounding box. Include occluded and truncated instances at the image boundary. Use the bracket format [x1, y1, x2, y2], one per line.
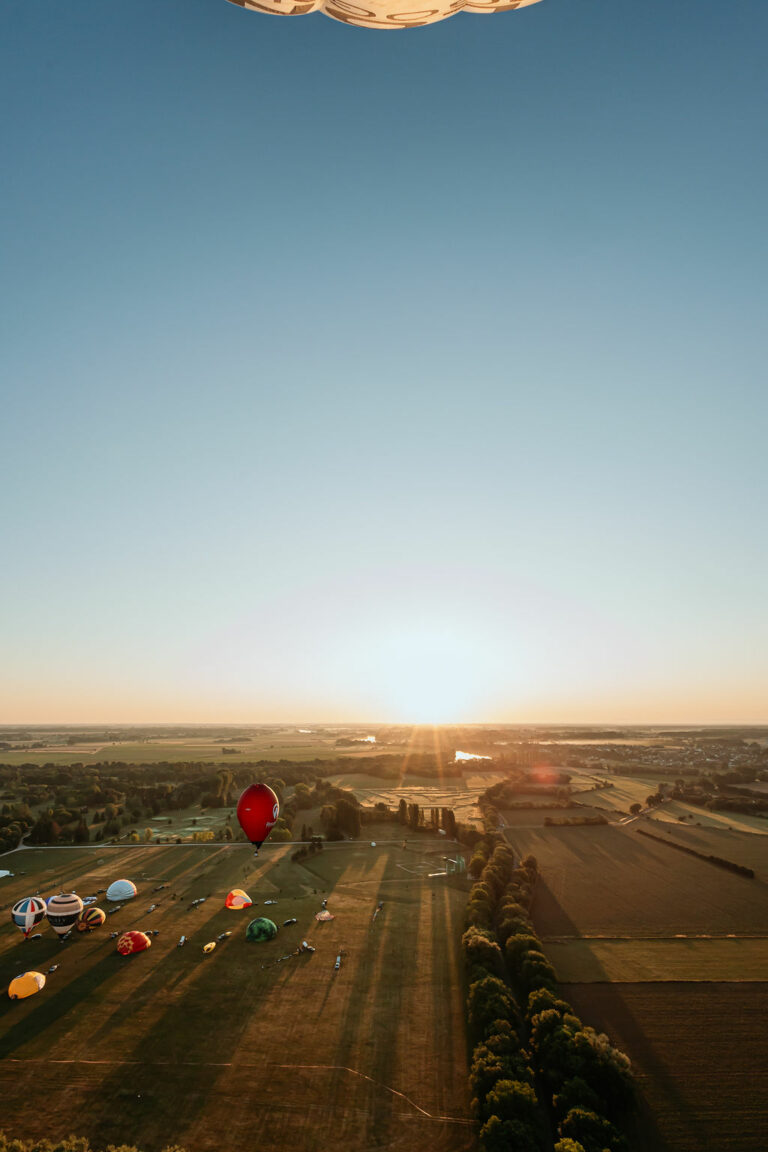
[629, 803, 641, 815]
[398, 798, 408, 824]
[74, 820, 90, 845]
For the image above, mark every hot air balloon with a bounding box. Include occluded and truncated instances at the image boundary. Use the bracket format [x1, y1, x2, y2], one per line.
[8, 971, 46, 1000]
[46, 893, 84, 938]
[106, 879, 137, 902]
[246, 917, 278, 942]
[116, 930, 152, 956]
[225, 0, 541, 31]
[77, 907, 106, 932]
[236, 784, 280, 855]
[225, 888, 252, 910]
[11, 896, 47, 938]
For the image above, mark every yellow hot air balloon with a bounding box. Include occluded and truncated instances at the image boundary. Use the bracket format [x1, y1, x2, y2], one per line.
[225, 0, 541, 31]
[8, 971, 46, 1000]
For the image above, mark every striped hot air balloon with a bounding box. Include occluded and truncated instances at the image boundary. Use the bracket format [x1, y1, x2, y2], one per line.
[11, 896, 47, 938]
[46, 893, 84, 938]
[116, 930, 152, 956]
[8, 971, 46, 1000]
[77, 906, 106, 932]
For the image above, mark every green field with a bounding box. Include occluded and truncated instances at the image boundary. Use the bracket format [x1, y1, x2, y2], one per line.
[0, 732, 406, 767]
[0, 839, 473, 1152]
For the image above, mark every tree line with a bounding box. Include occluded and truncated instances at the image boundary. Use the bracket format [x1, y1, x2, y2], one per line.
[464, 839, 634, 1152]
[635, 827, 755, 877]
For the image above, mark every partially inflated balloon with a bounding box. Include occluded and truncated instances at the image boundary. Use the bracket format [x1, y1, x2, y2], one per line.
[8, 971, 46, 1000]
[46, 893, 84, 937]
[106, 879, 137, 902]
[225, 0, 541, 31]
[11, 896, 47, 938]
[236, 784, 279, 852]
[225, 889, 252, 910]
[246, 917, 278, 942]
[117, 931, 152, 956]
[77, 907, 106, 932]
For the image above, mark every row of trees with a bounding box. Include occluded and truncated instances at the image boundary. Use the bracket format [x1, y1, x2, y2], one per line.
[635, 827, 755, 877]
[464, 840, 634, 1151]
[0, 1137, 186, 1152]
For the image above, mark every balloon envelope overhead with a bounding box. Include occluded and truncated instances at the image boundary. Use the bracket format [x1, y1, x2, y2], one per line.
[236, 784, 279, 849]
[11, 896, 47, 936]
[246, 917, 278, 942]
[77, 907, 106, 932]
[106, 879, 137, 902]
[116, 931, 152, 956]
[225, 0, 541, 30]
[46, 893, 84, 936]
[225, 889, 253, 910]
[8, 971, 46, 1000]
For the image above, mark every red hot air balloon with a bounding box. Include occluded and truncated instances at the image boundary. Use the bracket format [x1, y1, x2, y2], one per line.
[236, 783, 280, 854]
[116, 930, 152, 956]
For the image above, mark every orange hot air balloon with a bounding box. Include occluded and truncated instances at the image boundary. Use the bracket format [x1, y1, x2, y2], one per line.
[116, 930, 152, 956]
[225, 889, 252, 910]
[225, 0, 542, 31]
[8, 971, 46, 1000]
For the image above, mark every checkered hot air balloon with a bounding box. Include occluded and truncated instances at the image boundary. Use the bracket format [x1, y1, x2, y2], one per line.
[77, 906, 106, 932]
[116, 930, 152, 956]
[11, 896, 47, 938]
[46, 893, 84, 938]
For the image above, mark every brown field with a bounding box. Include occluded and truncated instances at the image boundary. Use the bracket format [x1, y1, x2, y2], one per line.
[0, 839, 473, 1152]
[503, 814, 768, 1152]
[562, 983, 768, 1152]
[545, 937, 768, 982]
[503, 824, 768, 937]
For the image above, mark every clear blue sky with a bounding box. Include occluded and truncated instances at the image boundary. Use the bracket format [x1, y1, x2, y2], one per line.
[1, 0, 766, 724]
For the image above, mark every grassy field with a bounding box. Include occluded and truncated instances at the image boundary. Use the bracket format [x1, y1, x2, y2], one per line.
[563, 983, 768, 1152]
[0, 839, 473, 1152]
[0, 731, 406, 766]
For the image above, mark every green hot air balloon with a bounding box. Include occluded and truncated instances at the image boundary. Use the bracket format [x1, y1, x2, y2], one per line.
[246, 917, 278, 942]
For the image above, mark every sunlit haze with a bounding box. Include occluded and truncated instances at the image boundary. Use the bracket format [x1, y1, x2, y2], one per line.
[2, 0, 767, 725]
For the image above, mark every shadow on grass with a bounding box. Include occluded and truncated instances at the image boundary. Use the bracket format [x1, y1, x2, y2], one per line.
[532, 877, 703, 1152]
